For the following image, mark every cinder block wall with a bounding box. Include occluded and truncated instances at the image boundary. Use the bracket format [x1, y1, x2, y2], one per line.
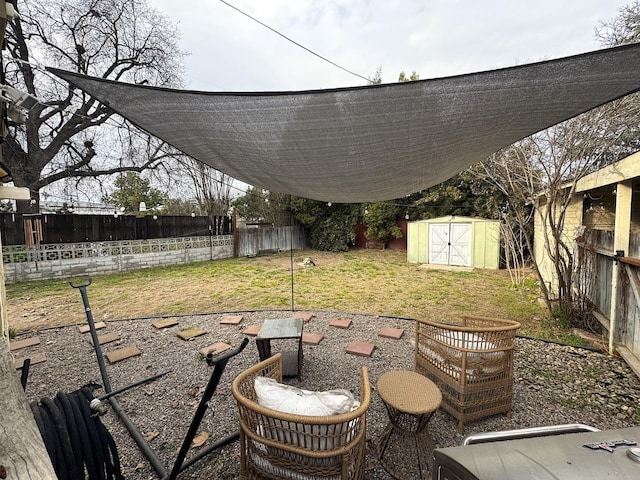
[4, 243, 233, 283]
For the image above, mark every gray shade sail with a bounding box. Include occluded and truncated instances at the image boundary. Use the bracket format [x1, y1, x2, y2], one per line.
[50, 43, 640, 203]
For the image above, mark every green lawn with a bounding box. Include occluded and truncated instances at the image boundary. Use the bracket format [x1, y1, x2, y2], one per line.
[7, 249, 573, 342]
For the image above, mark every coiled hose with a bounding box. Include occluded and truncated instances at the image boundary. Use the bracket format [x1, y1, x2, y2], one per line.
[30, 387, 124, 480]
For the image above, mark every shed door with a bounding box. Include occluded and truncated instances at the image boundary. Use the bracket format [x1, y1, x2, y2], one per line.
[428, 223, 472, 266]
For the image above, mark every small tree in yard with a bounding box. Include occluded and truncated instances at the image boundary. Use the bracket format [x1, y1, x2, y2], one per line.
[362, 202, 402, 244]
[290, 197, 359, 252]
[104, 172, 166, 214]
[474, 140, 541, 292]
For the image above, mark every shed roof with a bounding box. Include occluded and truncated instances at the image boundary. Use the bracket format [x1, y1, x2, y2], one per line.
[411, 216, 499, 224]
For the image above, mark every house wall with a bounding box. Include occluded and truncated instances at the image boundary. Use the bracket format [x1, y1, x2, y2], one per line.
[533, 194, 583, 296]
[535, 152, 640, 374]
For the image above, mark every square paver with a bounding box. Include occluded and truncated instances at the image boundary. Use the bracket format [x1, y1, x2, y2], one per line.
[105, 345, 141, 364]
[378, 327, 404, 340]
[330, 318, 352, 329]
[88, 332, 121, 346]
[79, 322, 106, 333]
[293, 312, 314, 323]
[152, 318, 179, 329]
[220, 315, 243, 325]
[346, 341, 375, 357]
[14, 352, 47, 369]
[200, 342, 232, 357]
[302, 332, 324, 345]
[242, 324, 261, 336]
[9, 336, 40, 351]
[177, 327, 207, 341]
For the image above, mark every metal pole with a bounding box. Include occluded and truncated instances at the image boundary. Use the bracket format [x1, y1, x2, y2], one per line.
[168, 338, 249, 480]
[70, 280, 112, 393]
[289, 196, 294, 311]
[108, 396, 168, 478]
[70, 280, 168, 478]
[98, 370, 171, 401]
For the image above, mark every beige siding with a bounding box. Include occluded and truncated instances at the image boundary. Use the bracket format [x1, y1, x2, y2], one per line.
[534, 195, 583, 296]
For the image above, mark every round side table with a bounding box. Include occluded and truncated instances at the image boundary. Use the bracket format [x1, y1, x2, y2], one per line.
[376, 370, 442, 480]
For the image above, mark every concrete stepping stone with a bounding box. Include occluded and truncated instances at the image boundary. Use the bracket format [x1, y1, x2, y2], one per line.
[88, 332, 121, 346]
[200, 342, 232, 357]
[105, 345, 141, 364]
[220, 315, 243, 325]
[152, 318, 179, 329]
[330, 318, 352, 329]
[378, 327, 404, 339]
[9, 336, 40, 351]
[293, 312, 314, 323]
[302, 332, 324, 345]
[14, 352, 47, 369]
[242, 325, 260, 336]
[79, 322, 106, 333]
[346, 341, 375, 357]
[177, 327, 207, 340]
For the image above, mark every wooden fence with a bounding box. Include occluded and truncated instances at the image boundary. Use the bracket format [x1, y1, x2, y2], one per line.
[236, 226, 307, 257]
[576, 228, 640, 366]
[0, 213, 232, 245]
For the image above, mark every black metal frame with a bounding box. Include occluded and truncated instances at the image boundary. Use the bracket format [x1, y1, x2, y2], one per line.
[70, 280, 249, 479]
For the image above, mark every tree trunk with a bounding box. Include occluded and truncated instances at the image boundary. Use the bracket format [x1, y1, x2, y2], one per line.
[0, 340, 57, 479]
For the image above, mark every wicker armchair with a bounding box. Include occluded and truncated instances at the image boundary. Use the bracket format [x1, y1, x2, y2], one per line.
[414, 315, 520, 433]
[231, 353, 370, 480]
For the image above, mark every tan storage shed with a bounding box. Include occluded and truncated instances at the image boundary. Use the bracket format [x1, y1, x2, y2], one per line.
[407, 216, 500, 269]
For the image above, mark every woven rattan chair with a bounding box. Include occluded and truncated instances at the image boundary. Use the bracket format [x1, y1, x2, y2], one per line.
[414, 315, 520, 433]
[231, 353, 371, 480]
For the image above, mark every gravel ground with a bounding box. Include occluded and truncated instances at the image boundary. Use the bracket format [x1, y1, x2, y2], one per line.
[17, 310, 640, 479]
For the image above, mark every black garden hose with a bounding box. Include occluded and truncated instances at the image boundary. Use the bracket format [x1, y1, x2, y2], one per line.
[30, 389, 124, 480]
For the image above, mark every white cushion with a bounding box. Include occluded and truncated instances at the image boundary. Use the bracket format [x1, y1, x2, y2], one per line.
[254, 376, 359, 416]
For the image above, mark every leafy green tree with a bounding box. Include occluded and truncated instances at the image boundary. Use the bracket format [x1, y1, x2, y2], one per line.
[162, 198, 199, 216]
[233, 188, 270, 223]
[412, 171, 505, 220]
[290, 197, 359, 252]
[233, 188, 292, 226]
[362, 202, 402, 243]
[104, 172, 167, 214]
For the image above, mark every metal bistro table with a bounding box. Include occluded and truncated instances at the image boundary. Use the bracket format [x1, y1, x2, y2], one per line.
[377, 370, 442, 480]
[256, 318, 304, 379]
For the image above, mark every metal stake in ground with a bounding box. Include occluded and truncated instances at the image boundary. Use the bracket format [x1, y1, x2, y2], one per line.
[70, 279, 112, 392]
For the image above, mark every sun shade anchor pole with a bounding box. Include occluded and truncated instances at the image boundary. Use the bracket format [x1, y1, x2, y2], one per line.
[289, 195, 295, 311]
[70, 280, 169, 478]
[69, 279, 112, 392]
[167, 337, 249, 480]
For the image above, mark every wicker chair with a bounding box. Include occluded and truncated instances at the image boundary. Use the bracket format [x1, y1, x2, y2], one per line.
[414, 315, 520, 433]
[231, 353, 370, 480]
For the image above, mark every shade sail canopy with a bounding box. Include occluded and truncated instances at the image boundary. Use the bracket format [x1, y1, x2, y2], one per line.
[50, 43, 640, 203]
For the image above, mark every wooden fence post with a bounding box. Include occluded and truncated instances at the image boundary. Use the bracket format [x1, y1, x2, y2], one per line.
[0, 340, 57, 478]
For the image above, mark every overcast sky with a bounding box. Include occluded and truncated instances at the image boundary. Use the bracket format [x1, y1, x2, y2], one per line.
[149, 0, 631, 92]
